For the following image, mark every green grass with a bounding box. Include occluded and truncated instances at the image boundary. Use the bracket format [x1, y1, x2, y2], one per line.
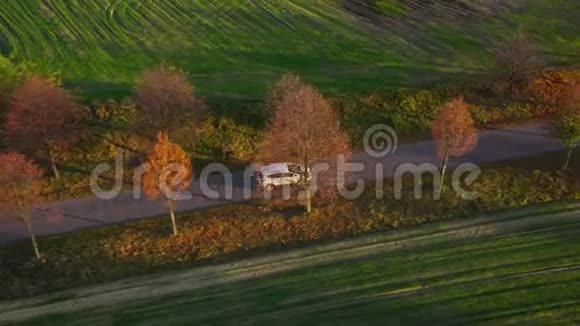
[375, 0, 407, 16]
[0, 0, 578, 101]
[3, 203, 579, 325]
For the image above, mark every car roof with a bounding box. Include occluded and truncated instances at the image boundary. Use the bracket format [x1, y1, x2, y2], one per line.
[260, 163, 291, 175]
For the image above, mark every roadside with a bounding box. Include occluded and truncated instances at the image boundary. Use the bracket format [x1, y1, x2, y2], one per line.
[0, 122, 566, 244]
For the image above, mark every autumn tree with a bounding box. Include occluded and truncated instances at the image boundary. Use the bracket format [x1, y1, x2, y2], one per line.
[495, 32, 544, 93]
[258, 81, 351, 213]
[264, 73, 303, 124]
[554, 83, 580, 170]
[432, 97, 478, 194]
[142, 132, 192, 236]
[0, 152, 45, 259]
[135, 65, 206, 132]
[5, 76, 80, 178]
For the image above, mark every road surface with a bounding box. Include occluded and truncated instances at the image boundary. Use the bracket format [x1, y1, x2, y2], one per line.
[0, 123, 564, 244]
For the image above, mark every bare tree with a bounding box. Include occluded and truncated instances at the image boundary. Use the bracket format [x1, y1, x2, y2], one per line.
[432, 97, 478, 194]
[495, 32, 544, 93]
[258, 81, 351, 212]
[5, 77, 80, 178]
[264, 73, 303, 124]
[135, 65, 206, 132]
[0, 152, 46, 259]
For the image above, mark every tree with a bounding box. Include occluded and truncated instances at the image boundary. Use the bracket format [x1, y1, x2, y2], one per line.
[0, 152, 45, 259]
[142, 132, 192, 236]
[135, 65, 206, 132]
[495, 32, 544, 93]
[264, 73, 303, 124]
[258, 81, 351, 213]
[432, 97, 478, 194]
[5, 76, 80, 178]
[554, 83, 580, 170]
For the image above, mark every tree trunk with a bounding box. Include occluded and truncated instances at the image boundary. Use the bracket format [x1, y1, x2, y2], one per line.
[562, 146, 574, 171]
[438, 152, 450, 195]
[45, 140, 60, 179]
[305, 186, 312, 214]
[25, 213, 41, 260]
[168, 200, 178, 236]
[303, 151, 312, 214]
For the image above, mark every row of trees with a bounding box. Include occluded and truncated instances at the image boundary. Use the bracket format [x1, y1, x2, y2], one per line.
[0, 66, 205, 258]
[0, 71, 345, 257]
[1, 65, 578, 260]
[1, 65, 205, 180]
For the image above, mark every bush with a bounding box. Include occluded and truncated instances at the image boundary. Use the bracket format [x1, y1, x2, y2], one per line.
[334, 89, 446, 142]
[470, 102, 551, 127]
[193, 115, 262, 162]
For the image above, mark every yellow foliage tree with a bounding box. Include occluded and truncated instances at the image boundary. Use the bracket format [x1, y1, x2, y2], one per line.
[143, 132, 192, 236]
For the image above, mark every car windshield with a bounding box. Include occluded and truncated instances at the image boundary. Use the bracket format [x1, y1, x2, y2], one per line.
[288, 164, 302, 174]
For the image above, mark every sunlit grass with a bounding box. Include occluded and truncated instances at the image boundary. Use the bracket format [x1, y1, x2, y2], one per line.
[0, 0, 577, 100]
[11, 204, 580, 325]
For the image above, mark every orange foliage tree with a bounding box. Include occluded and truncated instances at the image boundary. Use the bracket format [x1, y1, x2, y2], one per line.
[0, 152, 46, 259]
[524, 70, 580, 105]
[258, 80, 351, 212]
[143, 132, 192, 236]
[432, 97, 478, 193]
[135, 65, 206, 131]
[5, 77, 80, 178]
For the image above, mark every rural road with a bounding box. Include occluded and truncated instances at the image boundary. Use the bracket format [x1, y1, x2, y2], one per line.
[0, 123, 565, 244]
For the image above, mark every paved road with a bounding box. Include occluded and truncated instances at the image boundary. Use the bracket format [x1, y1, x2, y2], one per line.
[0, 123, 564, 244]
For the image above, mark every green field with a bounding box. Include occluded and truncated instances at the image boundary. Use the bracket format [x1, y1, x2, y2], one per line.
[0, 0, 578, 100]
[2, 203, 578, 325]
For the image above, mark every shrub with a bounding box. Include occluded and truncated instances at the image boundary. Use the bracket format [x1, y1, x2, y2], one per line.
[93, 99, 138, 129]
[334, 89, 446, 142]
[193, 115, 262, 162]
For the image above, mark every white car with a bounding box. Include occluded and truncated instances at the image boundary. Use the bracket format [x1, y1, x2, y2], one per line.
[255, 163, 309, 191]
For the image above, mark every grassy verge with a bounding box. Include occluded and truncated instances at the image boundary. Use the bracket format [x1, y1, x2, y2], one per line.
[0, 202, 578, 324]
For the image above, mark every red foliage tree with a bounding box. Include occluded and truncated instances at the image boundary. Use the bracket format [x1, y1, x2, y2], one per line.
[0, 152, 46, 259]
[5, 77, 80, 178]
[432, 97, 478, 193]
[258, 81, 351, 212]
[142, 132, 192, 236]
[135, 65, 206, 132]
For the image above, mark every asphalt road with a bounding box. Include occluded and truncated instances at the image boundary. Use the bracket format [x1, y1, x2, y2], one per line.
[0, 123, 565, 244]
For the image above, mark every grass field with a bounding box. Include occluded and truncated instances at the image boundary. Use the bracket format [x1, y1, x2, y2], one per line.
[1, 202, 578, 325]
[0, 0, 578, 100]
